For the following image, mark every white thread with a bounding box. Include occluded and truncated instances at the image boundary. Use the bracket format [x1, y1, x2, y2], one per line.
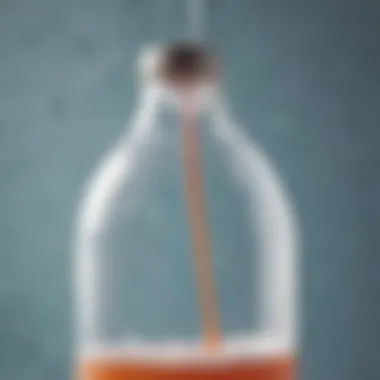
[188, 0, 203, 41]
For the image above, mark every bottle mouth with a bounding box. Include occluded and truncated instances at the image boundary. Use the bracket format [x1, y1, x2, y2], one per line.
[138, 42, 220, 113]
[139, 42, 218, 90]
[160, 42, 217, 87]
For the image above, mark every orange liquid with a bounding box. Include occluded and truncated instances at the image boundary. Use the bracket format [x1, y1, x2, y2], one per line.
[79, 356, 294, 380]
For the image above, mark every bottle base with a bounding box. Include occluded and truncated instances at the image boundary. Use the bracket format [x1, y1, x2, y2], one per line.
[79, 356, 294, 380]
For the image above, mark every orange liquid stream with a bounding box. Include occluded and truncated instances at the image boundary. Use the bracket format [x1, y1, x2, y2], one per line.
[181, 104, 222, 349]
[79, 356, 294, 380]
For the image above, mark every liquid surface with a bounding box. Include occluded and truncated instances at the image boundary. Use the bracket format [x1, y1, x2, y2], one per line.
[79, 356, 294, 380]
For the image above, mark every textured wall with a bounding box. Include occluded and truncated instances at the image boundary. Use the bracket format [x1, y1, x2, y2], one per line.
[0, 0, 380, 379]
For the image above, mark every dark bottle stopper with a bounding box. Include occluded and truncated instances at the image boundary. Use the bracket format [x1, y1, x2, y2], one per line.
[161, 42, 216, 85]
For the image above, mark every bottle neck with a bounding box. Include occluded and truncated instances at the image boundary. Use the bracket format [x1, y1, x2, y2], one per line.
[135, 83, 229, 122]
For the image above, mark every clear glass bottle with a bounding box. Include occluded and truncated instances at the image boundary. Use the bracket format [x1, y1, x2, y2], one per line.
[75, 43, 299, 380]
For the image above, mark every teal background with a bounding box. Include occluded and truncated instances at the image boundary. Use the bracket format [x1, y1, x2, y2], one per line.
[0, 0, 380, 379]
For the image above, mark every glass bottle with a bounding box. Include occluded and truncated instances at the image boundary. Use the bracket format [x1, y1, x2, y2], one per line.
[75, 43, 299, 380]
